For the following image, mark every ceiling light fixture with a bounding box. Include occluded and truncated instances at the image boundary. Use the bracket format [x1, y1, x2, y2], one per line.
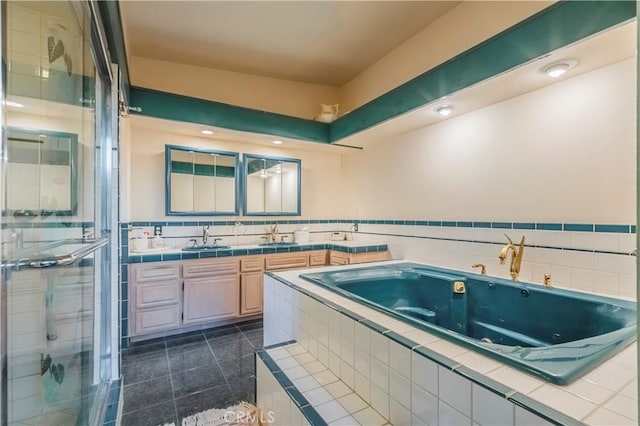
[435, 105, 453, 117]
[200, 130, 214, 135]
[3, 100, 24, 108]
[543, 59, 577, 78]
[272, 140, 283, 145]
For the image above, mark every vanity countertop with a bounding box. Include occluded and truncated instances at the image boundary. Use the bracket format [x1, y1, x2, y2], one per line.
[127, 240, 388, 263]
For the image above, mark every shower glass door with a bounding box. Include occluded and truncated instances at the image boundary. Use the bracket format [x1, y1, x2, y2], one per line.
[1, 1, 115, 424]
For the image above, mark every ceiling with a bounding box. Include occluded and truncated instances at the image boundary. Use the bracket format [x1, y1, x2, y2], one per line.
[120, 1, 459, 86]
[122, 20, 636, 151]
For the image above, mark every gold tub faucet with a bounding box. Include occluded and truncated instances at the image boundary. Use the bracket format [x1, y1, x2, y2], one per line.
[472, 263, 487, 275]
[498, 234, 525, 281]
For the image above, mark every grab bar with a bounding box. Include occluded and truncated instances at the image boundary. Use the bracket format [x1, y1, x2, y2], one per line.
[7, 238, 109, 270]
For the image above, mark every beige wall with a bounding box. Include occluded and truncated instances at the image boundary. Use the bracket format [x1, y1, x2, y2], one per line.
[123, 116, 344, 221]
[130, 56, 339, 120]
[341, 58, 636, 224]
[339, 1, 553, 112]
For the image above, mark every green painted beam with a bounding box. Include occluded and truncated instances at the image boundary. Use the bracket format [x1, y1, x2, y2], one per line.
[130, 87, 330, 143]
[127, 1, 635, 144]
[330, 0, 636, 141]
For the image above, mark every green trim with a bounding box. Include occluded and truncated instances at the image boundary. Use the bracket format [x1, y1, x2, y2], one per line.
[130, 87, 330, 143]
[170, 160, 235, 177]
[128, 1, 635, 144]
[330, 0, 636, 141]
[98, 0, 130, 103]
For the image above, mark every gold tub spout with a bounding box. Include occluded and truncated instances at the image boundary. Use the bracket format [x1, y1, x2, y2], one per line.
[498, 234, 525, 281]
[472, 263, 487, 275]
[543, 273, 552, 287]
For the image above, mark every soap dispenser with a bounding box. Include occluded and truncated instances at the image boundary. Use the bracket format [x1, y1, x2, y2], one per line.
[151, 230, 164, 249]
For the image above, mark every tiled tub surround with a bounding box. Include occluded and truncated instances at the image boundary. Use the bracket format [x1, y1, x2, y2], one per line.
[263, 262, 637, 425]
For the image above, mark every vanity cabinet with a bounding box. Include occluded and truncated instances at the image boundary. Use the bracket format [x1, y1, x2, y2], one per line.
[330, 250, 390, 265]
[183, 260, 239, 324]
[128, 248, 388, 339]
[240, 258, 264, 316]
[129, 264, 181, 335]
[240, 273, 263, 315]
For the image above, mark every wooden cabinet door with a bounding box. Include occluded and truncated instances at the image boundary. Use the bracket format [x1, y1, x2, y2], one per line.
[309, 251, 327, 266]
[329, 251, 349, 265]
[240, 272, 263, 315]
[136, 281, 180, 309]
[183, 275, 238, 325]
[134, 305, 181, 335]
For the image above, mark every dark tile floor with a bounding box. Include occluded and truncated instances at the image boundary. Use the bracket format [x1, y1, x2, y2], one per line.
[121, 319, 263, 426]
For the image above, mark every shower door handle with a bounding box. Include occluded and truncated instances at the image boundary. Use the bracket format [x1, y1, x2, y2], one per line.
[16, 238, 109, 269]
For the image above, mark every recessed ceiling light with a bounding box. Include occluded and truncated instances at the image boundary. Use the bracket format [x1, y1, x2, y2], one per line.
[201, 130, 214, 135]
[272, 140, 283, 145]
[543, 59, 577, 78]
[435, 105, 453, 116]
[3, 100, 24, 108]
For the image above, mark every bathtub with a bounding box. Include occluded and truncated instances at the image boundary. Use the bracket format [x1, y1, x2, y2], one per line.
[299, 262, 636, 385]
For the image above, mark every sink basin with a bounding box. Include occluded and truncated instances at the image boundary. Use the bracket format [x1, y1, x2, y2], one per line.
[259, 242, 298, 247]
[182, 245, 231, 252]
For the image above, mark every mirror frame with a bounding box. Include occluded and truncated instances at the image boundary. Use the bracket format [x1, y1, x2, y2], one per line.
[5, 126, 78, 217]
[242, 153, 302, 216]
[165, 144, 241, 216]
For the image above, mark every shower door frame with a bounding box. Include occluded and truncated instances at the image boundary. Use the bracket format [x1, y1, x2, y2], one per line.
[0, 1, 119, 424]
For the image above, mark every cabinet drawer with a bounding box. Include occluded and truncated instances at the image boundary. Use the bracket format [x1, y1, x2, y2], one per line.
[329, 251, 349, 266]
[265, 254, 309, 271]
[183, 261, 238, 278]
[350, 251, 389, 264]
[134, 305, 180, 335]
[136, 281, 179, 309]
[241, 257, 263, 273]
[309, 251, 327, 266]
[134, 265, 179, 282]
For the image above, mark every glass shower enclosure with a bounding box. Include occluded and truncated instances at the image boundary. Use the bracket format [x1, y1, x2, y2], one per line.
[0, 1, 117, 424]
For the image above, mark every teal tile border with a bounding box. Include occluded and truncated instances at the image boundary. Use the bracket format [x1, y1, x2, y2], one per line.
[126, 2, 636, 145]
[256, 349, 328, 426]
[127, 243, 388, 263]
[123, 219, 636, 233]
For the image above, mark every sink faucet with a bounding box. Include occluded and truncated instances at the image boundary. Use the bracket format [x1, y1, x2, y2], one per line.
[267, 224, 278, 243]
[202, 226, 211, 245]
[498, 234, 525, 281]
[212, 238, 222, 246]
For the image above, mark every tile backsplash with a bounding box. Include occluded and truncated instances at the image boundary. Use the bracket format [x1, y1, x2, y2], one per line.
[120, 218, 636, 298]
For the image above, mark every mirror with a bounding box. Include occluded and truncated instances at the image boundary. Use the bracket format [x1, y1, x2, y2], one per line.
[5, 127, 77, 216]
[165, 145, 240, 215]
[243, 154, 301, 216]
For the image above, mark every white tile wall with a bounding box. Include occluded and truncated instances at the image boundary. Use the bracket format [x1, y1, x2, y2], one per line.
[347, 223, 637, 298]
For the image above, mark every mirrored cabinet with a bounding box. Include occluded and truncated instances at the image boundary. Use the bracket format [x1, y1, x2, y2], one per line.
[5, 127, 78, 216]
[243, 154, 301, 216]
[165, 146, 301, 216]
[165, 145, 240, 215]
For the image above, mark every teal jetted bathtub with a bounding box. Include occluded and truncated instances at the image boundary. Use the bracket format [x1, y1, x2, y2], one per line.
[299, 262, 636, 385]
